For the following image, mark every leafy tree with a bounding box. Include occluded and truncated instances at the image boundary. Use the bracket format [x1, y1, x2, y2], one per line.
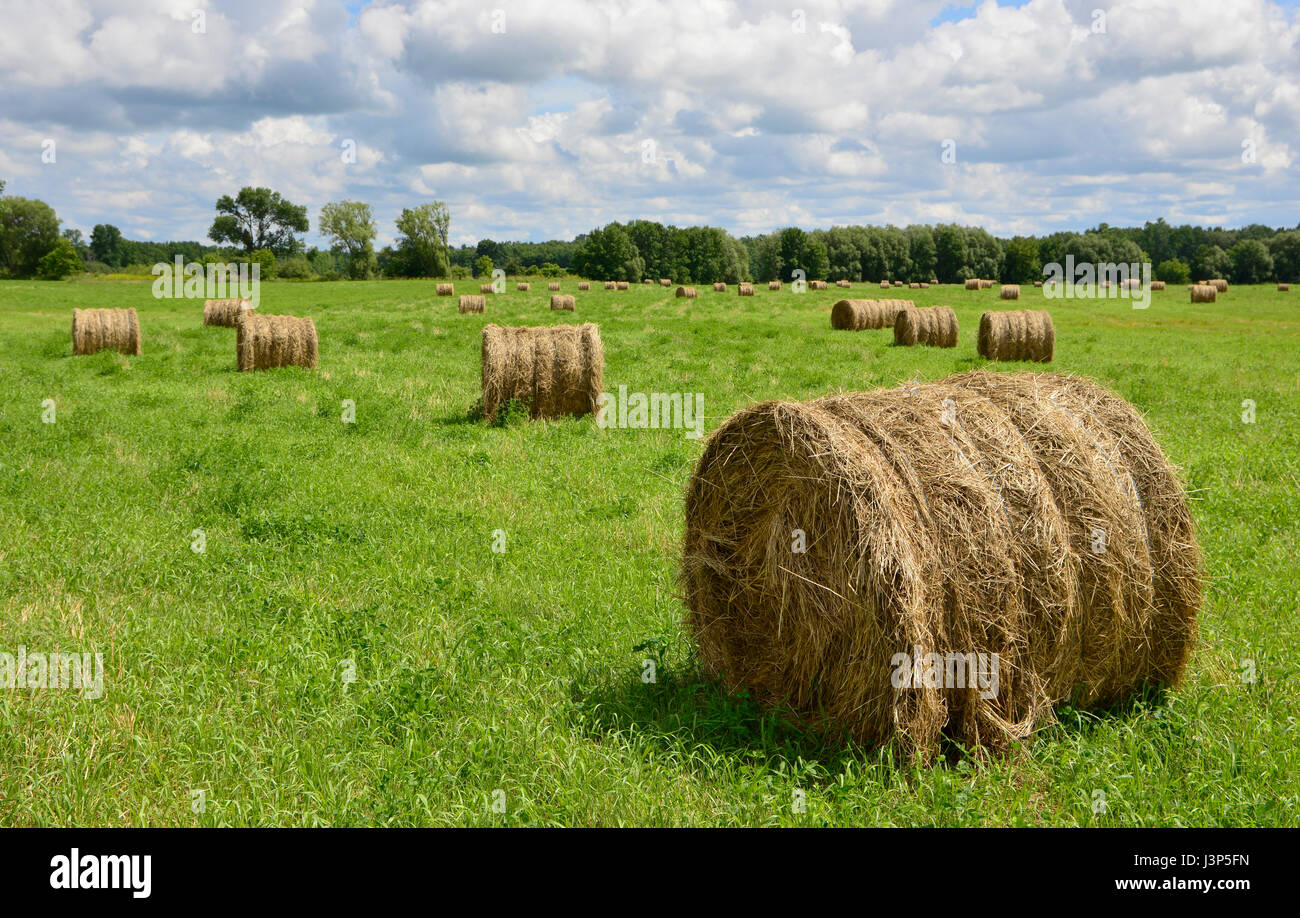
[319, 201, 377, 279]
[209, 187, 309, 256]
[1228, 239, 1273, 284]
[905, 225, 936, 282]
[1192, 244, 1231, 280]
[474, 255, 494, 278]
[394, 202, 451, 277]
[1002, 236, 1040, 283]
[1155, 259, 1190, 284]
[0, 195, 60, 276]
[573, 223, 638, 281]
[1267, 231, 1300, 282]
[90, 223, 124, 267]
[39, 238, 84, 279]
[250, 248, 277, 280]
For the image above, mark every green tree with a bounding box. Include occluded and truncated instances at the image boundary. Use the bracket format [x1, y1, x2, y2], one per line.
[250, 248, 277, 280]
[90, 224, 124, 266]
[394, 202, 451, 277]
[573, 223, 639, 281]
[1002, 236, 1040, 283]
[1228, 239, 1273, 284]
[39, 238, 84, 279]
[1267, 231, 1300, 282]
[209, 187, 309, 256]
[0, 196, 60, 277]
[1155, 259, 1190, 284]
[473, 255, 494, 278]
[1191, 244, 1231, 280]
[319, 201, 377, 279]
[905, 225, 936, 282]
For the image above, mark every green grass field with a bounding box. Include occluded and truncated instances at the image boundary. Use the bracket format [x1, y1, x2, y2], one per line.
[1, 277, 1296, 826]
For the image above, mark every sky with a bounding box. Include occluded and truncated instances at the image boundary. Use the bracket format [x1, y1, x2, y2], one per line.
[1, 0, 1297, 249]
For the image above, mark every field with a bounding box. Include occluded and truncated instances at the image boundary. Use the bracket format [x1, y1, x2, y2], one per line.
[1, 277, 1297, 827]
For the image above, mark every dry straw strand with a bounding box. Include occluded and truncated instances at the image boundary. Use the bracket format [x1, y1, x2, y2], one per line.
[480, 323, 604, 421]
[235, 313, 317, 371]
[682, 370, 1201, 757]
[72, 307, 141, 356]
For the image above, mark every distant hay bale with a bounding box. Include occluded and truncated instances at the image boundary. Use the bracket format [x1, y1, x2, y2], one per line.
[459, 294, 486, 314]
[713, 282, 727, 292]
[978, 310, 1055, 362]
[550, 294, 576, 311]
[920, 283, 929, 289]
[738, 283, 754, 296]
[616, 281, 629, 290]
[893, 280, 904, 287]
[604, 281, 616, 290]
[979, 279, 995, 289]
[1150, 281, 1166, 291]
[831, 298, 912, 331]
[235, 313, 317, 372]
[810, 280, 829, 290]
[517, 282, 531, 291]
[929, 279, 939, 286]
[1190, 284, 1217, 303]
[202, 298, 254, 327]
[644, 279, 653, 285]
[837, 280, 851, 288]
[1033, 281, 1043, 288]
[436, 283, 455, 296]
[1001, 284, 1021, 300]
[880, 281, 891, 289]
[965, 278, 980, 290]
[578, 282, 590, 291]
[682, 370, 1202, 755]
[1209, 278, 1228, 293]
[72, 307, 141, 356]
[1279, 283, 1290, 292]
[548, 282, 561, 292]
[769, 281, 782, 291]
[480, 323, 604, 421]
[1121, 278, 1141, 291]
[894, 305, 958, 347]
[676, 285, 697, 299]
[660, 278, 672, 287]
[480, 284, 495, 294]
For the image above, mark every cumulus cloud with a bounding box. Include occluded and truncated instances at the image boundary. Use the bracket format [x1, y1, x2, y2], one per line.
[0, 0, 1297, 245]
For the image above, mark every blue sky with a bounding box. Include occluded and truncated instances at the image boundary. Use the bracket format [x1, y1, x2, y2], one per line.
[1, 0, 1297, 247]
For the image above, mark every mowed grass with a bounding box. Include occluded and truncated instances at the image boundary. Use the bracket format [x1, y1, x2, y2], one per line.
[0, 277, 1297, 827]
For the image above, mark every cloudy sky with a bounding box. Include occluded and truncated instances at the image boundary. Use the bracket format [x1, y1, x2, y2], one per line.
[1, 0, 1297, 248]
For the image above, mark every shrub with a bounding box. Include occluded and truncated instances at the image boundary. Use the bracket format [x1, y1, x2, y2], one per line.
[1155, 259, 1190, 285]
[38, 239, 84, 279]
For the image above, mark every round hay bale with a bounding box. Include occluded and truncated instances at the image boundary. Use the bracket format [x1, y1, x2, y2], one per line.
[979, 279, 995, 289]
[837, 280, 851, 288]
[929, 279, 939, 286]
[1209, 278, 1228, 293]
[769, 281, 782, 291]
[676, 285, 697, 299]
[964, 278, 980, 290]
[644, 279, 653, 284]
[908, 282, 921, 289]
[1033, 281, 1043, 288]
[810, 280, 829, 290]
[831, 298, 912, 331]
[548, 282, 561, 292]
[480, 283, 495, 294]
[1001, 285, 1021, 300]
[977, 310, 1055, 362]
[880, 281, 891, 289]
[604, 281, 616, 290]
[893, 280, 904, 287]
[550, 294, 576, 311]
[1150, 281, 1166, 291]
[681, 370, 1201, 755]
[202, 298, 254, 328]
[517, 282, 531, 291]
[1190, 284, 1217, 303]
[893, 305, 958, 347]
[72, 307, 141, 356]
[578, 282, 590, 291]
[480, 323, 604, 421]
[616, 281, 629, 290]
[737, 283, 755, 296]
[713, 282, 727, 292]
[920, 283, 929, 289]
[436, 283, 455, 296]
[458, 294, 486, 314]
[235, 313, 317, 372]
[659, 278, 672, 287]
[1279, 283, 1290, 292]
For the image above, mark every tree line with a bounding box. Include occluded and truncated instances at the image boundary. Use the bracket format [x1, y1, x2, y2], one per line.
[2, 178, 1298, 284]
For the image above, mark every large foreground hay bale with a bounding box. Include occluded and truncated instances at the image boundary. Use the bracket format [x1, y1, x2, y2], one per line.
[459, 294, 486, 314]
[203, 298, 254, 327]
[965, 278, 980, 290]
[235, 314, 317, 371]
[1209, 278, 1228, 293]
[1001, 285, 1020, 300]
[1190, 284, 1217, 303]
[72, 307, 141, 356]
[676, 285, 697, 299]
[769, 281, 781, 291]
[550, 294, 576, 311]
[894, 305, 958, 347]
[713, 282, 727, 292]
[436, 283, 455, 296]
[738, 283, 754, 296]
[681, 370, 1201, 756]
[831, 298, 912, 331]
[517, 282, 531, 291]
[978, 310, 1055, 362]
[480, 323, 603, 421]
